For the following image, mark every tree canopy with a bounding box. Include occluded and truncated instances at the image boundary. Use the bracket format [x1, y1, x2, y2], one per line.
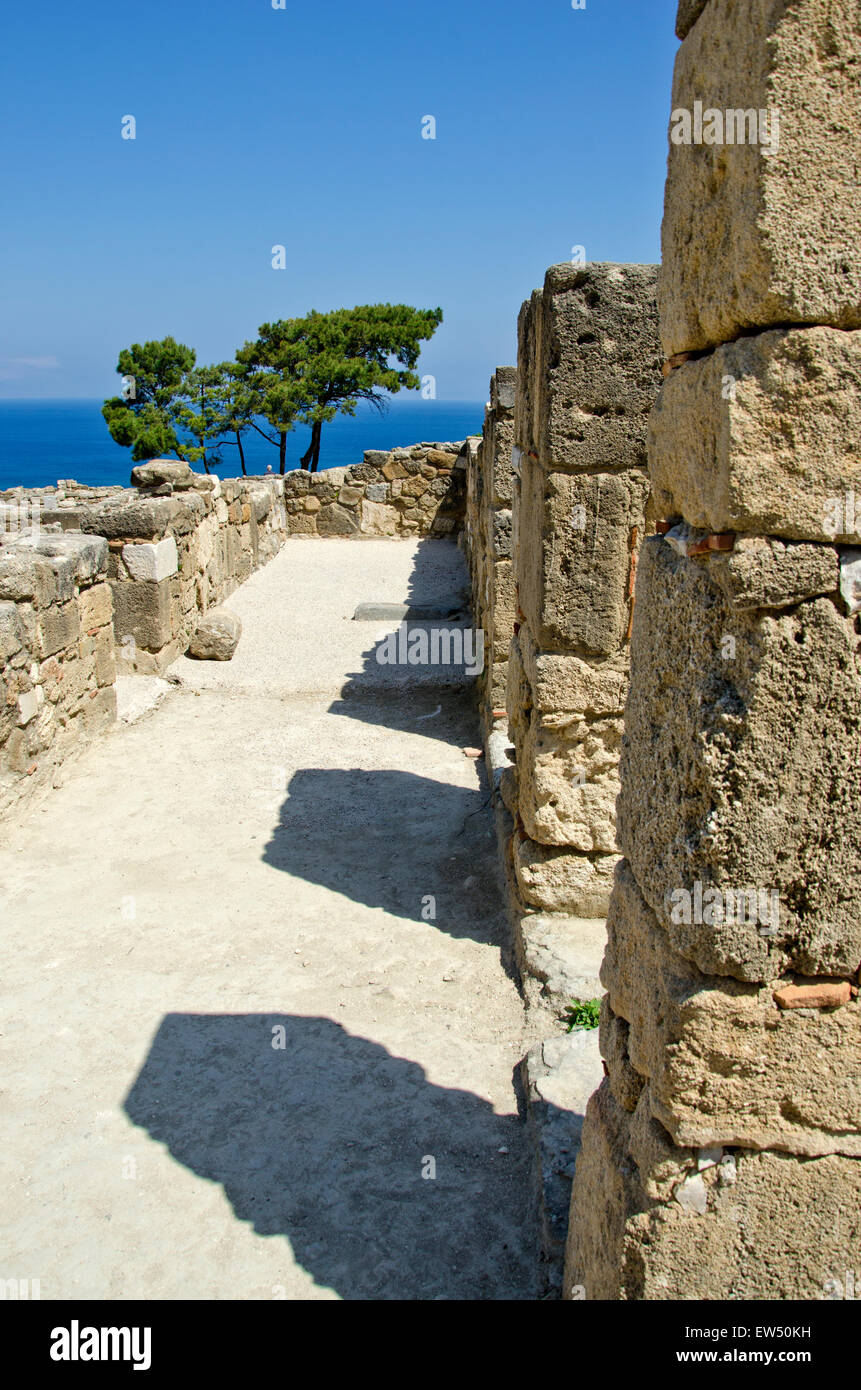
[103, 303, 443, 472]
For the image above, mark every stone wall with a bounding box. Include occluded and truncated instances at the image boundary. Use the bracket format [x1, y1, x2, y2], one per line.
[564, 0, 861, 1300]
[282, 442, 468, 539]
[465, 370, 517, 722]
[0, 529, 116, 815]
[28, 471, 289, 674]
[504, 262, 661, 1005]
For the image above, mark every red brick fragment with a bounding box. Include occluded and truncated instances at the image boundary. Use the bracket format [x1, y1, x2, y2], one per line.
[773, 982, 852, 1010]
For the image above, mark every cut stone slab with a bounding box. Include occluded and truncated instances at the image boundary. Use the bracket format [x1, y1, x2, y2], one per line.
[517, 914, 606, 1012]
[650, 327, 861, 541]
[353, 600, 465, 622]
[564, 1079, 861, 1301]
[131, 460, 196, 490]
[513, 837, 617, 916]
[619, 537, 861, 982]
[522, 1028, 603, 1290]
[660, 0, 861, 355]
[515, 262, 662, 474]
[122, 536, 179, 584]
[602, 861, 861, 1157]
[187, 609, 242, 661]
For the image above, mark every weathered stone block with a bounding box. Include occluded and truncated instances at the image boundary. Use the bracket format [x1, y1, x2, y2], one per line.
[316, 503, 359, 537]
[38, 602, 80, 658]
[77, 582, 113, 631]
[603, 861, 861, 1156]
[111, 578, 172, 651]
[564, 1079, 861, 1301]
[517, 709, 623, 852]
[618, 538, 861, 981]
[516, 262, 661, 473]
[514, 626, 629, 718]
[661, 0, 861, 356]
[188, 608, 241, 661]
[130, 460, 195, 490]
[651, 328, 861, 540]
[122, 536, 179, 583]
[513, 835, 617, 916]
[517, 459, 648, 655]
[360, 500, 399, 536]
[708, 537, 840, 610]
[676, 0, 710, 39]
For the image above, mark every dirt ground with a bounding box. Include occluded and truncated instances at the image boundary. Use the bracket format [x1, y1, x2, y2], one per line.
[0, 537, 543, 1300]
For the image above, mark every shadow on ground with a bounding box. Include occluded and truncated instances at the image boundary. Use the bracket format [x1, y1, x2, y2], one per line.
[262, 767, 501, 943]
[124, 1013, 538, 1301]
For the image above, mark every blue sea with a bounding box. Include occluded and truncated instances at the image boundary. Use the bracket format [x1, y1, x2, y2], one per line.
[0, 398, 486, 491]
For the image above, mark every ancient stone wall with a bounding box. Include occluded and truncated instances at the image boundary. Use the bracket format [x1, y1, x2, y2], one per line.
[464, 369, 517, 723]
[0, 529, 116, 815]
[504, 262, 661, 1009]
[36, 472, 289, 674]
[564, 0, 861, 1300]
[282, 442, 467, 538]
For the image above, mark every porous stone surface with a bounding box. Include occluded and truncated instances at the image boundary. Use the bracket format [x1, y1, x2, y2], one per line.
[130, 460, 196, 490]
[283, 443, 467, 540]
[517, 460, 649, 656]
[516, 263, 662, 475]
[602, 862, 861, 1157]
[516, 913, 606, 1013]
[0, 532, 116, 814]
[512, 836, 617, 917]
[651, 327, 861, 541]
[660, 0, 861, 355]
[187, 608, 242, 661]
[618, 537, 861, 982]
[676, 0, 711, 39]
[564, 1080, 861, 1300]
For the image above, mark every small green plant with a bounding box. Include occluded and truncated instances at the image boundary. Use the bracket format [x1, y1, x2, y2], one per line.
[565, 998, 601, 1032]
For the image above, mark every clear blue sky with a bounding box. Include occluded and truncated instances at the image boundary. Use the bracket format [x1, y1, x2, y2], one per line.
[0, 0, 678, 401]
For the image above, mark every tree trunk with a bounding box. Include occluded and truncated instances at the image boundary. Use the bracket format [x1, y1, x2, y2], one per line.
[302, 419, 323, 472]
[236, 431, 247, 476]
[279, 432, 287, 474]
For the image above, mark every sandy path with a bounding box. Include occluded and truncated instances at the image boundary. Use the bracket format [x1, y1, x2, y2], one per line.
[0, 537, 540, 1300]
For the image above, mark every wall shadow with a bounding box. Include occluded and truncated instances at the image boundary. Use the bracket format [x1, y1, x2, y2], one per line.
[124, 1012, 538, 1301]
[262, 766, 502, 946]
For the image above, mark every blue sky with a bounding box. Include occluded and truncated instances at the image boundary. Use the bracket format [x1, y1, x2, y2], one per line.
[0, 0, 678, 401]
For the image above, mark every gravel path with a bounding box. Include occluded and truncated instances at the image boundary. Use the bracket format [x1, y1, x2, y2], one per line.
[0, 537, 541, 1300]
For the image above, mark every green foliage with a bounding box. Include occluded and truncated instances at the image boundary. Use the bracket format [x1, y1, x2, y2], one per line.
[564, 998, 601, 1032]
[102, 336, 196, 462]
[236, 302, 443, 470]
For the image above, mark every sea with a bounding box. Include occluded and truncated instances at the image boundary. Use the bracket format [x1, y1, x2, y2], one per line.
[0, 398, 487, 491]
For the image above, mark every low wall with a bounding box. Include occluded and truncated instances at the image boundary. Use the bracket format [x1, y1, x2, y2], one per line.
[0, 529, 116, 814]
[283, 443, 468, 538]
[21, 474, 289, 673]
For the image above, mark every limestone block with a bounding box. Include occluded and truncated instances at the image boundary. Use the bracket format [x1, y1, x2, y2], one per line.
[651, 328, 861, 540]
[338, 484, 365, 507]
[77, 582, 113, 631]
[708, 537, 840, 610]
[78, 495, 185, 541]
[130, 460, 196, 490]
[516, 626, 629, 718]
[365, 483, 388, 503]
[0, 602, 24, 662]
[111, 578, 173, 652]
[187, 608, 241, 661]
[360, 500, 399, 536]
[517, 913, 607, 1011]
[517, 710, 623, 851]
[513, 835, 618, 916]
[491, 365, 517, 414]
[660, 0, 861, 356]
[122, 536, 179, 583]
[516, 262, 661, 473]
[517, 459, 648, 655]
[564, 1079, 861, 1301]
[603, 861, 861, 1156]
[316, 503, 360, 537]
[618, 538, 861, 981]
[38, 602, 80, 658]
